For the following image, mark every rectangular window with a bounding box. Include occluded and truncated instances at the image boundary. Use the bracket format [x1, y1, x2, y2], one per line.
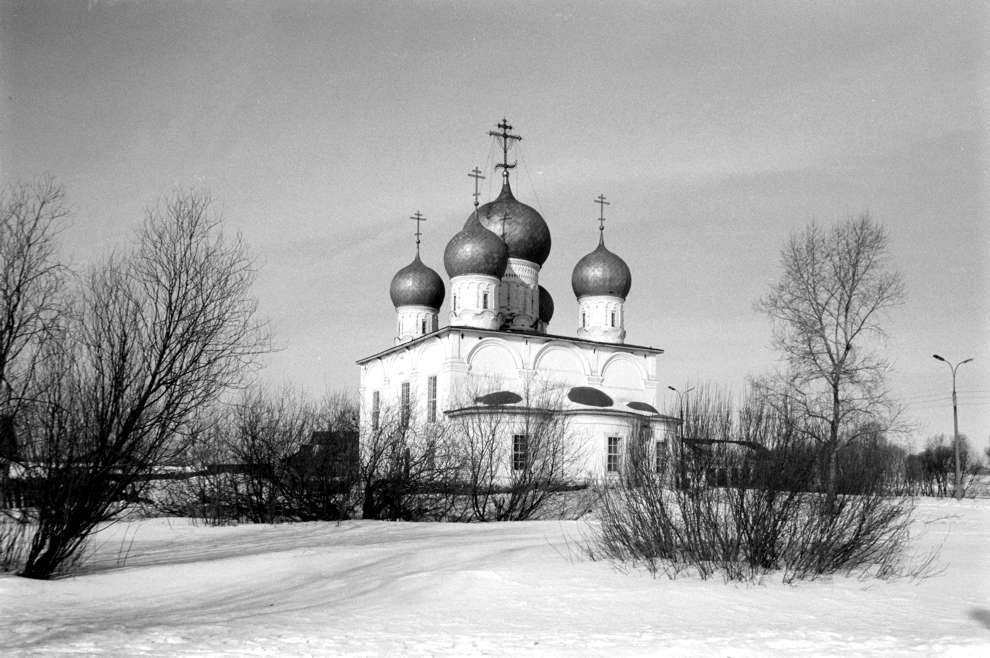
[655, 440, 666, 473]
[400, 381, 410, 428]
[371, 391, 380, 431]
[482, 290, 489, 309]
[421, 319, 427, 334]
[607, 436, 622, 473]
[427, 375, 437, 423]
[513, 434, 529, 471]
[610, 311, 616, 327]
[581, 311, 586, 328]
[453, 294, 457, 310]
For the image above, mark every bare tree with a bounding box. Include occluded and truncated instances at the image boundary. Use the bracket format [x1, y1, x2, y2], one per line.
[223, 386, 359, 522]
[14, 191, 267, 578]
[358, 405, 458, 521]
[0, 177, 68, 411]
[758, 215, 905, 495]
[451, 377, 583, 521]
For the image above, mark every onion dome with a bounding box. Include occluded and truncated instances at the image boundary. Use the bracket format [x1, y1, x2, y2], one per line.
[469, 181, 551, 265]
[538, 285, 554, 324]
[444, 212, 509, 278]
[389, 254, 445, 308]
[571, 241, 632, 299]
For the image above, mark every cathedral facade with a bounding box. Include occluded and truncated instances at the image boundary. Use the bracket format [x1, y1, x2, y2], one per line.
[356, 121, 678, 480]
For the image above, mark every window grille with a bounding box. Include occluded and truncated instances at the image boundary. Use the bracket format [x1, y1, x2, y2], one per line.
[400, 381, 410, 427]
[513, 434, 529, 471]
[607, 436, 622, 472]
[427, 376, 437, 423]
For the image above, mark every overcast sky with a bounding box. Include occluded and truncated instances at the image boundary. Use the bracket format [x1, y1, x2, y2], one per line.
[2, 1, 987, 451]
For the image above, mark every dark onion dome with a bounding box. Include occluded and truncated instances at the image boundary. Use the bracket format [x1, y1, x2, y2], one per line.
[389, 254, 445, 309]
[469, 181, 551, 265]
[571, 240, 632, 299]
[444, 212, 509, 278]
[538, 285, 554, 324]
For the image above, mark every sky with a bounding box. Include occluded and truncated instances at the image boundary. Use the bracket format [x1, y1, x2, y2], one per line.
[1, 1, 987, 452]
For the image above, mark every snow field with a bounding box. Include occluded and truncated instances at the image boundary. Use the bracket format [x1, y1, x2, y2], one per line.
[1, 497, 988, 656]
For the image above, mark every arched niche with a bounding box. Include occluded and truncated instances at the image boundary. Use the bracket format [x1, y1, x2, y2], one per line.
[533, 343, 588, 387]
[466, 339, 521, 391]
[601, 354, 646, 392]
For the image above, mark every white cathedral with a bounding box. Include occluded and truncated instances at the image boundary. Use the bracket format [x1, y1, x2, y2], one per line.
[357, 120, 678, 479]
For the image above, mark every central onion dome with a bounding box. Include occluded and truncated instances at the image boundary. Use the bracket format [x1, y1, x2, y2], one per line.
[390, 254, 445, 308]
[571, 240, 632, 299]
[444, 212, 509, 278]
[470, 181, 551, 265]
[538, 285, 554, 324]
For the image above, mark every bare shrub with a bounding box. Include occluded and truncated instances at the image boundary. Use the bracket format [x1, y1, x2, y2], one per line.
[589, 386, 915, 582]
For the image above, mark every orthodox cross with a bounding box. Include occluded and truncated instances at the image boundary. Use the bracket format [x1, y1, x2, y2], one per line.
[595, 193, 610, 243]
[468, 167, 485, 209]
[489, 118, 521, 183]
[410, 210, 426, 254]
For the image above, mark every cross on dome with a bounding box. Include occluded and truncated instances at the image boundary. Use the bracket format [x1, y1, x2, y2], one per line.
[410, 210, 426, 254]
[468, 167, 485, 209]
[595, 193, 610, 244]
[489, 118, 522, 183]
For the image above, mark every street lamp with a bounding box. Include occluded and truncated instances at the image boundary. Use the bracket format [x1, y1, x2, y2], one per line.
[932, 354, 973, 500]
[668, 385, 695, 489]
[667, 385, 695, 439]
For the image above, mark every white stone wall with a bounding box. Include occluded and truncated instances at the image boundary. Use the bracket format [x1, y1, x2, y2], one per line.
[358, 329, 670, 478]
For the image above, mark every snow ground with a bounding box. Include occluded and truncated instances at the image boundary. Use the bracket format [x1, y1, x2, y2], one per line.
[1, 498, 988, 656]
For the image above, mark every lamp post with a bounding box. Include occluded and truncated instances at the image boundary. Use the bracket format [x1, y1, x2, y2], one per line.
[668, 385, 694, 488]
[932, 354, 973, 500]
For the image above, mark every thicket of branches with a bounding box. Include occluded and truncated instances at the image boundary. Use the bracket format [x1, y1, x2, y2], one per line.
[589, 385, 917, 583]
[353, 378, 584, 522]
[157, 388, 359, 524]
[904, 434, 983, 498]
[1, 182, 268, 578]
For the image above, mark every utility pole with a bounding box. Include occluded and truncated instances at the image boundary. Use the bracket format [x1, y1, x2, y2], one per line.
[933, 354, 973, 500]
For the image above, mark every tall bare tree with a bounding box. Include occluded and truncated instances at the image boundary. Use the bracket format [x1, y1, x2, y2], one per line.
[758, 214, 905, 494]
[0, 177, 68, 415]
[15, 191, 268, 578]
